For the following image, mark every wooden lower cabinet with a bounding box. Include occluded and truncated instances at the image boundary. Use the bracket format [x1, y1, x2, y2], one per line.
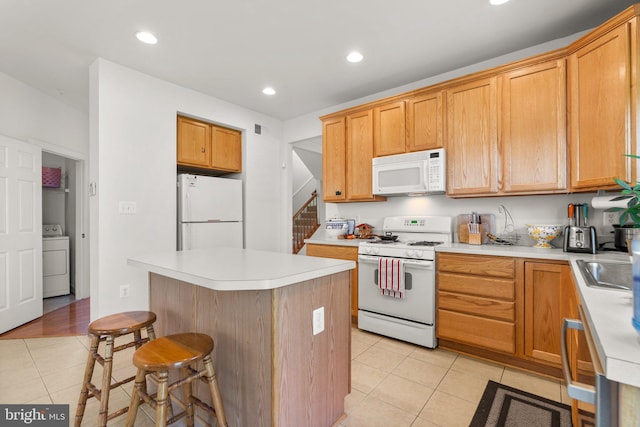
[306, 243, 359, 323]
[437, 253, 516, 355]
[437, 253, 588, 380]
[524, 261, 573, 367]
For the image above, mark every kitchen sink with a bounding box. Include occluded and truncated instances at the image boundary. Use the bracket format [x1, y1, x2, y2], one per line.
[576, 260, 632, 291]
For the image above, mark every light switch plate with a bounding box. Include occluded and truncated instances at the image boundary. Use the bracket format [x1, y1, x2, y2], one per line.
[119, 201, 137, 215]
[313, 307, 324, 335]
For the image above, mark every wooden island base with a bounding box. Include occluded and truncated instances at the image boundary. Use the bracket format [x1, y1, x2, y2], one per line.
[148, 271, 351, 427]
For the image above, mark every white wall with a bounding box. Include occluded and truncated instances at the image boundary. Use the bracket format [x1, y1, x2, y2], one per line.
[89, 59, 288, 318]
[323, 193, 606, 248]
[0, 72, 88, 152]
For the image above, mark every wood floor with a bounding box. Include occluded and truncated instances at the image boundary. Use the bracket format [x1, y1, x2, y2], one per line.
[0, 297, 90, 339]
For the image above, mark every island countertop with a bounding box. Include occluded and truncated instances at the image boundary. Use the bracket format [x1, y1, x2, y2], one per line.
[127, 247, 355, 291]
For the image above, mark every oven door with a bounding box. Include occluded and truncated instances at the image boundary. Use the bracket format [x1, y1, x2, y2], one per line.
[358, 254, 435, 324]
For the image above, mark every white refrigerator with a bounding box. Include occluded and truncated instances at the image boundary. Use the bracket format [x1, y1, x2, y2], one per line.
[177, 174, 243, 250]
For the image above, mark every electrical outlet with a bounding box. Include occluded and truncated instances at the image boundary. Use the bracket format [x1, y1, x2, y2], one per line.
[603, 211, 619, 227]
[312, 307, 324, 335]
[119, 284, 130, 298]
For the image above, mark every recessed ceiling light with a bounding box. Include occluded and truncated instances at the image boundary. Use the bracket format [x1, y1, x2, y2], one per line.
[489, 0, 510, 5]
[262, 87, 276, 95]
[136, 31, 158, 45]
[346, 51, 364, 63]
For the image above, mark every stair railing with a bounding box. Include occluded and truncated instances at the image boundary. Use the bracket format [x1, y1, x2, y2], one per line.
[292, 191, 320, 254]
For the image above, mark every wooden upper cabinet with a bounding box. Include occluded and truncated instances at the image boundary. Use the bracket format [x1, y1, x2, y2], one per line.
[177, 116, 211, 168]
[346, 110, 378, 201]
[569, 20, 635, 191]
[406, 90, 444, 152]
[446, 77, 499, 196]
[373, 101, 406, 156]
[177, 116, 241, 173]
[501, 59, 567, 194]
[322, 117, 347, 202]
[211, 125, 242, 172]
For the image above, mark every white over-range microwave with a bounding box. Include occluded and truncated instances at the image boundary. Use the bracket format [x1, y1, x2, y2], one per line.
[372, 148, 446, 196]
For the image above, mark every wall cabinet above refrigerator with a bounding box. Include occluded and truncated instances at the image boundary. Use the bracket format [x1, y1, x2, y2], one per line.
[177, 115, 242, 174]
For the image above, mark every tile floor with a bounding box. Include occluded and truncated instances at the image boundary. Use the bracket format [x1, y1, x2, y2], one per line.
[0, 328, 571, 427]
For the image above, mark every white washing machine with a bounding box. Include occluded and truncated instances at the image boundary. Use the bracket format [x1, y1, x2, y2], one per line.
[43, 224, 70, 298]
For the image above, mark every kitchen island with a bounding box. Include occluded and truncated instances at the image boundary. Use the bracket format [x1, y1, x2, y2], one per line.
[128, 248, 355, 427]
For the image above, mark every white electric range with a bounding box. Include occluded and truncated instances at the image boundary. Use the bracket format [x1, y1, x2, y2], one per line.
[357, 216, 452, 348]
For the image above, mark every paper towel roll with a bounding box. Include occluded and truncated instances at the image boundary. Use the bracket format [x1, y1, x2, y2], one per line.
[591, 194, 635, 209]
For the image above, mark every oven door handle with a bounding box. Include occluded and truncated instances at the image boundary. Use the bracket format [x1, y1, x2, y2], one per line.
[358, 255, 434, 269]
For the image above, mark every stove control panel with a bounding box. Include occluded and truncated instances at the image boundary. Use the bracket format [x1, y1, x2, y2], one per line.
[403, 218, 426, 227]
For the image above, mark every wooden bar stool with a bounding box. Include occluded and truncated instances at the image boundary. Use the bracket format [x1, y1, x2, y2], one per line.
[75, 311, 157, 427]
[125, 332, 228, 427]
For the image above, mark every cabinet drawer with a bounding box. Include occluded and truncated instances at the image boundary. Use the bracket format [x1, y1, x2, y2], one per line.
[306, 244, 357, 261]
[437, 309, 515, 354]
[438, 272, 515, 300]
[437, 253, 515, 278]
[438, 291, 514, 321]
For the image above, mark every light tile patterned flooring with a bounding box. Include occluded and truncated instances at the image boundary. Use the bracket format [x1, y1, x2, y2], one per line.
[0, 328, 571, 427]
[341, 328, 571, 427]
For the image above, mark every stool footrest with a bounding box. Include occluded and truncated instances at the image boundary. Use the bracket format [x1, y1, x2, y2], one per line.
[84, 372, 136, 402]
[191, 395, 218, 419]
[105, 406, 129, 421]
[113, 336, 150, 353]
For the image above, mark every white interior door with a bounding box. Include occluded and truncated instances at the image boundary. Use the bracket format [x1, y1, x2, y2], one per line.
[0, 135, 42, 334]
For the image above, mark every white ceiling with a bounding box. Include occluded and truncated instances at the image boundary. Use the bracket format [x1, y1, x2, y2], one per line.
[1, 0, 637, 120]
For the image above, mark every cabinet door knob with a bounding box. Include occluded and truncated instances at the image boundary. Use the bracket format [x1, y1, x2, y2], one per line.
[201, 148, 206, 153]
[335, 190, 342, 196]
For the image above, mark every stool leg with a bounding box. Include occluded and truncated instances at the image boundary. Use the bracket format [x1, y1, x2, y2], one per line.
[202, 356, 228, 427]
[75, 334, 99, 427]
[125, 368, 146, 427]
[146, 324, 157, 341]
[156, 370, 169, 427]
[98, 335, 115, 427]
[133, 329, 143, 348]
[181, 367, 195, 427]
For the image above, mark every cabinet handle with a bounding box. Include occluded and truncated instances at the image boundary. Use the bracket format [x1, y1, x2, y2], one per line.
[335, 190, 342, 196]
[201, 148, 206, 153]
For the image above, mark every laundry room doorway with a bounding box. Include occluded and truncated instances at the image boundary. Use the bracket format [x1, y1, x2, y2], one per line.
[41, 150, 89, 315]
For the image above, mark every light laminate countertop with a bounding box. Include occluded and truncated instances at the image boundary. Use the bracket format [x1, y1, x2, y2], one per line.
[304, 230, 362, 247]
[128, 247, 355, 291]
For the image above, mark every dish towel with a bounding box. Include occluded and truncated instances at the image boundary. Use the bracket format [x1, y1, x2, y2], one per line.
[378, 258, 405, 299]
